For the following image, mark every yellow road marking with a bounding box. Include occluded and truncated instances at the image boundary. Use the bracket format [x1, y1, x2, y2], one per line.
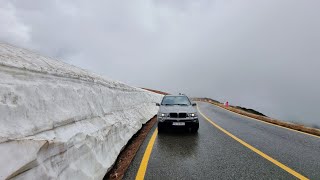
[206, 102, 320, 139]
[136, 128, 158, 180]
[197, 105, 309, 180]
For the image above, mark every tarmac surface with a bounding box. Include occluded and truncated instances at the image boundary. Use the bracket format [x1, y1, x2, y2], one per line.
[124, 102, 320, 179]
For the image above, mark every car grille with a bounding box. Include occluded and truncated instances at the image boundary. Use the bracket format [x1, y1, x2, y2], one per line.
[169, 113, 187, 118]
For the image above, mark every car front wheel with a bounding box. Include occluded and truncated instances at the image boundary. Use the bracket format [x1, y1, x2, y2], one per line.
[190, 123, 199, 133]
[158, 122, 164, 133]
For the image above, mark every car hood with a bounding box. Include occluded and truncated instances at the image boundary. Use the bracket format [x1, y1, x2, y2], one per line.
[159, 105, 196, 113]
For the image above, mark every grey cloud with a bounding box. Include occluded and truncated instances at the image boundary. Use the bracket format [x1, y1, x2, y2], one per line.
[0, 0, 320, 126]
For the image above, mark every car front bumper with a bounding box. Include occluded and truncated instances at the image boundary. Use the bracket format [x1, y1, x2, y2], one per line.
[157, 117, 199, 128]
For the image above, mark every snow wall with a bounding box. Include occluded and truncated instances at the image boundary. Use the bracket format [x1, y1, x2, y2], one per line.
[0, 43, 163, 180]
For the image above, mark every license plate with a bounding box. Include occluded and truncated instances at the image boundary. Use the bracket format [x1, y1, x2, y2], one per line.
[172, 122, 185, 126]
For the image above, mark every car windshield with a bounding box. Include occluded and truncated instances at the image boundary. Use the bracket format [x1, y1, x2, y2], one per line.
[161, 96, 191, 106]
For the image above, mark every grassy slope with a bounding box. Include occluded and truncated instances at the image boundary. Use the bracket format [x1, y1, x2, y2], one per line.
[141, 88, 170, 95]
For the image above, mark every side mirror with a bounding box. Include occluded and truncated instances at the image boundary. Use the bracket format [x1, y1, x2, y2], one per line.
[156, 103, 160, 106]
[192, 103, 197, 106]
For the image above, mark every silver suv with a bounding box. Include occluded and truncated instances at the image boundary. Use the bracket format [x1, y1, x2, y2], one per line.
[156, 95, 199, 133]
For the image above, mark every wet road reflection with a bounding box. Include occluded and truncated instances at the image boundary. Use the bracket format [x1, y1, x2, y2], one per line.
[156, 130, 200, 159]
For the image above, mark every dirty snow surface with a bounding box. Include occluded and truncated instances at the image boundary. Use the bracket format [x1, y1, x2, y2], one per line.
[0, 43, 162, 180]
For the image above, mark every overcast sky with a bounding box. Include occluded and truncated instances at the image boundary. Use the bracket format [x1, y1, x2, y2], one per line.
[1, 0, 320, 126]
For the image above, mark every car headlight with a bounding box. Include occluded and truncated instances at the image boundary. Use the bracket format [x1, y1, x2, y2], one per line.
[158, 113, 166, 122]
[189, 113, 196, 117]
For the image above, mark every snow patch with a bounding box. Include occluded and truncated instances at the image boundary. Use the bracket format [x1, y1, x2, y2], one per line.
[0, 43, 162, 179]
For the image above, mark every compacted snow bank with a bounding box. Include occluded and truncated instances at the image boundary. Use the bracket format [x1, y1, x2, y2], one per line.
[0, 43, 162, 180]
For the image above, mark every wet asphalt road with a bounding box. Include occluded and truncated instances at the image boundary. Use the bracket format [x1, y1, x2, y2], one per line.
[124, 102, 320, 179]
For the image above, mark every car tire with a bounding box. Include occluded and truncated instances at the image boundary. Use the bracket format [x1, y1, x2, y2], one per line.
[190, 124, 199, 133]
[158, 122, 164, 133]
